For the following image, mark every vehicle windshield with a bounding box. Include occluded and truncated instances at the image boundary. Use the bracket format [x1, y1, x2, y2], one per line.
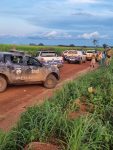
[41, 52, 57, 57]
[87, 51, 95, 53]
[68, 51, 77, 54]
[63, 50, 68, 53]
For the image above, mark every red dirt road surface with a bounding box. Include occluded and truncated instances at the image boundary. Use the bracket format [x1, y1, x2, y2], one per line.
[0, 62, 91, 131]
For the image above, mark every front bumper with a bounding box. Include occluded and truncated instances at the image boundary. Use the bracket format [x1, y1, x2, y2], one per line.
[67, 57, 81, 62]
[44, 61, 63, 68]
[86, 57, 92, 60]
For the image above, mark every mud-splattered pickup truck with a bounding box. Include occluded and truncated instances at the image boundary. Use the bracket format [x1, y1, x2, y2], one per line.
[36, 51, 63, 68]
[0, 51, 60, 92]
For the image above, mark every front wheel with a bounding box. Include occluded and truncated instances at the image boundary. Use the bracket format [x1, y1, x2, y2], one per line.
[0, 76, 7, 92]
[44, 74, 57, 89]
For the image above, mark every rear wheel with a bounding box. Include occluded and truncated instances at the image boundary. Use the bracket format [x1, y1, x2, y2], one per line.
[44, 74, 57, 89]
[0, 76, 7, 92]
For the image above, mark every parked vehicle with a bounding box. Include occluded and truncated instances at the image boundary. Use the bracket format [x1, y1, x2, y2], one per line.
[62, 50, 69, 61]
[65, 50, 86, 64]
[36, 51, 63, 68]
[86, 50, 97, 60]
[0, 51, 60, 92]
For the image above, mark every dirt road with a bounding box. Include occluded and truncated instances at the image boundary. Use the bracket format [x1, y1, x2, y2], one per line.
[0, 62, 91, 131]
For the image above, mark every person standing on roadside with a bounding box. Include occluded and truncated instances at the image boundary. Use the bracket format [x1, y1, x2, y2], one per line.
[105, 48, 112, 66]
[90, 52, 96, 68]
[101, 51, 106, 66]
[97, 51, 102, 66]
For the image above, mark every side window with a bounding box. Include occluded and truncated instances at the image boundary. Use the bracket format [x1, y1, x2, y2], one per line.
[27, 57, 41, 66]
[4, 55, 11, 64]
[11, 56, 23, 64]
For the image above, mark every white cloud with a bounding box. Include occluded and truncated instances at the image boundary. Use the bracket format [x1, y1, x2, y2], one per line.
[44, 31, 58, 38]
[77, 31, 109, 39]
[43, 31, 72, 39]
[78, 31, 100, 39]
[68, 0, 98, 4]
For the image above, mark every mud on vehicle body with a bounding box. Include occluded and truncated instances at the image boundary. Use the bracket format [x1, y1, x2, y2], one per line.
[0, 52, 60, 92]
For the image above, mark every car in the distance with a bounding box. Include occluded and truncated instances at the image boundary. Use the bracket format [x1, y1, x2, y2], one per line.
[65, 50, 86, 64]
[0, 51, 60, 92]
[36, 51, 63, 68]
[86, 50, 97, 60]
[62, 50, 69, 61]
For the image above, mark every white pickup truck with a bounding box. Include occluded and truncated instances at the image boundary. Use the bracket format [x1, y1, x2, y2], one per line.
[36, 51, 63, 68]
[86, 50, 97, 60]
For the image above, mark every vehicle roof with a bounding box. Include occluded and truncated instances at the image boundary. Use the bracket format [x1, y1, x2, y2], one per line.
[38, 51, 56, 53]
[87, 50, 96, 51]
[0, 51, 29, 57]
[67, 50, 80, 52]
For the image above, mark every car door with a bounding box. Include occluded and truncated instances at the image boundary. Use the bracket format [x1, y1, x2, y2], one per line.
[82, 51, 86, 61]
[24, 56, 45, 82]
[4, 54, 26, 83]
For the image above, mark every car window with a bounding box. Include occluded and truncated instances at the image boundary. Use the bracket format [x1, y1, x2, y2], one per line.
[41, 52, 57, 57]
[82, 51, 86, 55]
[68, 51, 77, 54]
[10, 55, 23, 64]
[27, 57, 41, 66]
[87, 51, 95, 53]
[63, 50, 68, 54]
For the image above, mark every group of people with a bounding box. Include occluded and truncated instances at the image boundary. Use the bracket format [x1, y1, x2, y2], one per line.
[90, 48, 112, 68]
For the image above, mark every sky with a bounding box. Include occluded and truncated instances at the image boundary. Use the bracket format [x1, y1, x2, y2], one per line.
[0, 0, 113, 46]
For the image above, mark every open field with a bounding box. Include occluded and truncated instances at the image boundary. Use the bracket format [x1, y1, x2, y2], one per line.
[0, 60, 113, 149]
[0, 44, 103, 55]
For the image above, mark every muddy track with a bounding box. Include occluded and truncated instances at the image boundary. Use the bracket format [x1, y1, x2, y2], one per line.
[0, 62, 92, 131]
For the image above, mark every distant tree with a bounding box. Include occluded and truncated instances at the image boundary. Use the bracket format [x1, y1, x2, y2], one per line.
[69, 44, 75, 47]
[82, 46, 87, 48]
[29, 43, 37, 46]
[103, 44, 108, 49]
[58, 45, 65, 47]
[38, 43, 44, 46]
[93, 39, 98, 47]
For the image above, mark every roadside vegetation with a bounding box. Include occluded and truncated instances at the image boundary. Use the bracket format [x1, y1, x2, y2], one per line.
[0, 44, 103, 56]
[0, 59, 113, 150]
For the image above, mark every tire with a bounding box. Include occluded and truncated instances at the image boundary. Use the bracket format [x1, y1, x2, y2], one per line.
[44, 74, 57, 89]
[0, 76, 7, 92]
